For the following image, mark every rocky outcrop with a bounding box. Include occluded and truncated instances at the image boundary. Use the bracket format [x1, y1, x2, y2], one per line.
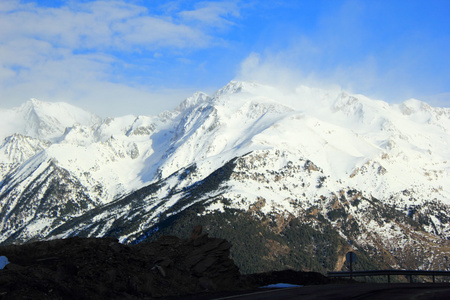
[0, 226, 241, 299]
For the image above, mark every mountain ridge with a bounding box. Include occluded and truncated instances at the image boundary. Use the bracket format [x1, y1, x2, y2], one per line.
[0, 81, 449, 273]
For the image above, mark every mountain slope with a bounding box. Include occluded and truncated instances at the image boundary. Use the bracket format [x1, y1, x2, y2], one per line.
[0, 98, 101, 142]
[0, 82, 449, 274]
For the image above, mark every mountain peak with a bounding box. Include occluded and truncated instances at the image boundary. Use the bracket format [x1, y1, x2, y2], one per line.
[399, 98, 430, 115]
[20, 98, 52, 113]
[0, 99, 101, 141]
[1, 81, 450, 275]
[29, 97, 43, 105]
[176, 92, 211, 112]
[213, 81, 264, 98]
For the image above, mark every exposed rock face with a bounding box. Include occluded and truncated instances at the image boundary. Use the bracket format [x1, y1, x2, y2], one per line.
[0, 227, 241, 299]
[2, 84, 450, 275]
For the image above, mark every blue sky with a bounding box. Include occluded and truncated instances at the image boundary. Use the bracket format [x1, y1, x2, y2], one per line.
[0, 0, 449, 117]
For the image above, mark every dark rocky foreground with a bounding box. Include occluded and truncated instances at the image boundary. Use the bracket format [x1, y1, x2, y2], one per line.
[0, 227, 335, 299]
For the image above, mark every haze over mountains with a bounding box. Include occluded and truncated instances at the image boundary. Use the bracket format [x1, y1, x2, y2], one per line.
[0, 81, 449, 273]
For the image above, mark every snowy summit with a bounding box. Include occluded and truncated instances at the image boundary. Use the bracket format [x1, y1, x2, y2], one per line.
[0, 81, 449, 273]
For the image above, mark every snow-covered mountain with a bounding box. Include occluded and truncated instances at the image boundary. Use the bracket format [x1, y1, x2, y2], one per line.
[1, 81, 449, 273]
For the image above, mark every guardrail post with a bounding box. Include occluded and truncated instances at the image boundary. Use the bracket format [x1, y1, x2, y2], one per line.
[388, 274, 390, 283]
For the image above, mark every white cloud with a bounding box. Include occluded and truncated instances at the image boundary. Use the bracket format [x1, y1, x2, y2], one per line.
[235, 46, 337, 93]
[0, 0, 241, 116]
[179, 1, 240, 29]
[236, 47, 401, 104]
[238, 52, 260, 77]
[234, 0, 449, 105]
[0, 0, 213, 51]
[114, 16, 209, 49]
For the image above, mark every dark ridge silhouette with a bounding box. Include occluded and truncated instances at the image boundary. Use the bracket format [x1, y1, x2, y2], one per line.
[0, 226, 336, 299]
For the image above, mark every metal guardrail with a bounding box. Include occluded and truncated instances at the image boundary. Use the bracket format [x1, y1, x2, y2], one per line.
[327, 270, 450, 283]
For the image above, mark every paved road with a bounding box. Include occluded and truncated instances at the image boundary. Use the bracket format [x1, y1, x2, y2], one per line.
[176, 283, 450, 300]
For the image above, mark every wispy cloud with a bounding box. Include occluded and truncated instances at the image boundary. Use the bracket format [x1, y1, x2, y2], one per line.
[179, 1, 240, 29]
[236, 0, 450, 105]
[0, 1, 221, 50]
[0, 0, 241, 116]
[1, 0, 448, 116]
